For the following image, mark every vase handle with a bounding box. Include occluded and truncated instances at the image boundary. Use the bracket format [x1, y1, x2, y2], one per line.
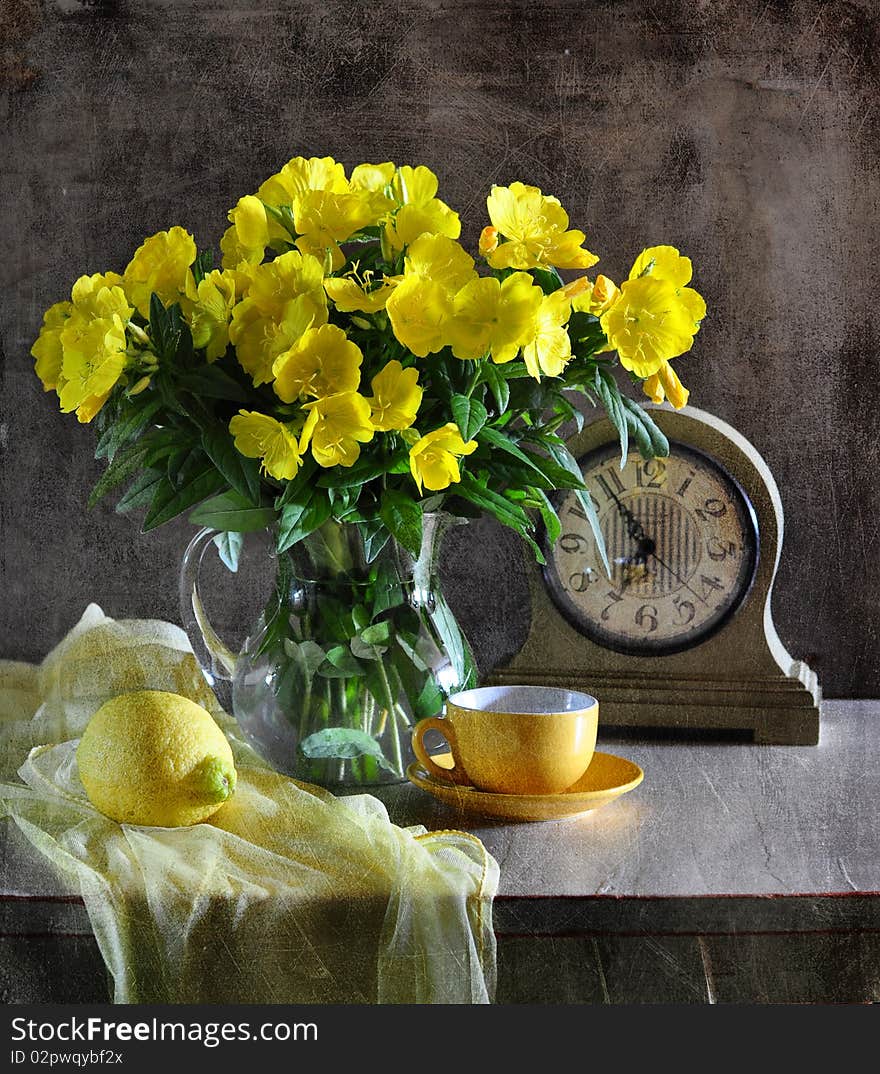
[179, 527, 239, 687]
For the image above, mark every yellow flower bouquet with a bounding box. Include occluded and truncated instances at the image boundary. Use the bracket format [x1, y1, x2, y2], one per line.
[32, 155, 706, 787]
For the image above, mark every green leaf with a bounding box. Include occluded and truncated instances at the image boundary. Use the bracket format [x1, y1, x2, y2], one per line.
[451, 394, 488, 441]
[481, 362, 510, 414]
[283, 638, 326, 678]
[497, 361, 532, 381]
[427, 598, 471, 689]
[372, 559, 405, 616]
[596, 369, 628, 467]
[88, 441, 150, 509]
[317, 645, 365, 678]
[276, 490, 332, 553]
[317, 457, 388, 488]
[95, 397, 163, 461]
[379, 489, 423, 556]
[201, 424, 261, 503]
[192, 248, 214, 287]
[115, 468, 165, 514]
[519, 447, 590, 490]
[189, 490, 276, 533]
[530, 266, 564, 295]
[567, 311, 607, 356]
[177, 365, 250, 402]
[531, 487, 562, 546]
[456, 475, 530, 528]
[358, 518, 391, 564]
[350, 636, 388, 660]
[455, 476, 545, 561]
[619, 396, 670, 459]
[299, 727, 395, 772]
[359, 621, 392, 646]
[213, 530, 244, 572]
[149, 293, 181, 361]
[274, 461, 317, 508]
[545, 440, 610, 577]
[88, 428, 185, 509]
[142, 466, 226, 531]
[478, 426, 554, 483]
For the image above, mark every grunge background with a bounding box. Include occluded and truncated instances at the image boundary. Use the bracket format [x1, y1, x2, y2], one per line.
[1, 0, 877, 695]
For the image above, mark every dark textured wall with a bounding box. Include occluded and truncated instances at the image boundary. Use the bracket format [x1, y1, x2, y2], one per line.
[1, 0, 877, 696]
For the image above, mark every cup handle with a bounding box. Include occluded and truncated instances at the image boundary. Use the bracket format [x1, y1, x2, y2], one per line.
[411, 717, 470, 786]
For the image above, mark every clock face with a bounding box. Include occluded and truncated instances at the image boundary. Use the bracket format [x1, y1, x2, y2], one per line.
[543, 440, 759, 656]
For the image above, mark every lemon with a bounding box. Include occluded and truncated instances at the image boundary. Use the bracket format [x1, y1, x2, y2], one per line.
[76, 690, 237, 827]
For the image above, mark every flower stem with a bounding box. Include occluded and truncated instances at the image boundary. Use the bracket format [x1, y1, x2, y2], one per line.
[374, 650, 403, 778]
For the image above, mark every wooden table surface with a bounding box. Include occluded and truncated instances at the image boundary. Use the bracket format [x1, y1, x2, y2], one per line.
[3, 700, 878, 1003]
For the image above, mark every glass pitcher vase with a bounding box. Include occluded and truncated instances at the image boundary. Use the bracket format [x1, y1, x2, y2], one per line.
[179, 513, 477, 788]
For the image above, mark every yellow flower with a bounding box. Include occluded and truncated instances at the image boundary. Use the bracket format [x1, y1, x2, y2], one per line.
[259, 155, 350, 205]
[522, 290, 572, 379]
[31, 301, 72, 391]
[629, 245, 692, 287]
[485, 182, 598, 271]
[229, 410, 303, 481]
[58, 315, 128, 423]
[568, 273, 621, 316]
[642, 361, 690, 409]
[323, 273, 397, 313]
[294, 188, 390, 270]
[628, 244, 706, 330]
[404, 232, 475, 292]
[123, 227, 197, 318]
[409, 423, 477, 493]
[368, 360, 422, 431]
[186, 269, 238, 362]
[386, 276, 454, 358]
[228, 251, 328, 385]
[448, 272, 543, 363]
[385, 164, 461, 249]
[219, 195, 271, 269]
[386, 234, 477, 357]
[255, 156, 390, 271]
[69, 272, 129, 319]
[272, 323, 363, 402]
[46, 273, 135, 422]
[600, 275, 704, 378]
[350, 162, 396, 194]
[300, 391, 374, 468]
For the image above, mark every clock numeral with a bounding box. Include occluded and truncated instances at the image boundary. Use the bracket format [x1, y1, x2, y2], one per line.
[676, 473, 695, 497]
[595, 469, 626, 502]
[600, 591, 623, 621]
[635, 604, 658, 632]
[568, 570, 597, 592]
[672, 595, 696, 625]
[706, 537, 738, 562]
[568, 496, 601, 521]
[559, 532, 591, 554]
[694, 498, 727, 521]
[697, 574, 725, 601]
[636, 459, 667, 489]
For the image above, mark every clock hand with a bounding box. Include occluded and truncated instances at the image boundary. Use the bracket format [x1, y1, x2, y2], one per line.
[647, 549, 709, 607]
[603, 485, 650, 545]
[601, 483, 709, 606]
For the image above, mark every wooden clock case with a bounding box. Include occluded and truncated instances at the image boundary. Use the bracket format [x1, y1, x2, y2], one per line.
[489, 405, 821, 745]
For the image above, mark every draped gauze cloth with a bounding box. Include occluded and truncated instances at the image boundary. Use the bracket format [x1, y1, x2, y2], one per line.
[0, 605, 498, 1004]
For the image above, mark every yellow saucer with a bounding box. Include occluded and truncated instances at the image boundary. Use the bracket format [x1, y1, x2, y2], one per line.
[406, 750, 643, 822]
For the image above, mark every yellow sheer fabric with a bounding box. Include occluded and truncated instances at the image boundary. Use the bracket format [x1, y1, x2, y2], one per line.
[0, 605, 498, 1004]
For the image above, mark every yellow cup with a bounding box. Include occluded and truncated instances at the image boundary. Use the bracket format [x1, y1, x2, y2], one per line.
[411, 685, 599, 796]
